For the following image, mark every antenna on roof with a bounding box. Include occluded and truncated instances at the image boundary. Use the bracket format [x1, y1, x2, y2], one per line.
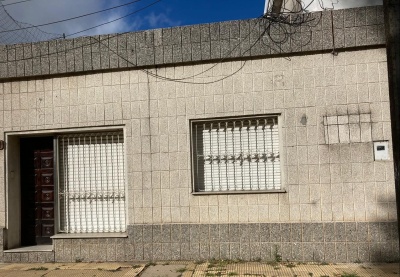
[264, 0, 303, 15]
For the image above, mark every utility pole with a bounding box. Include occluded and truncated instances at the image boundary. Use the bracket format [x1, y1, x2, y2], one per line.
[383, 0, 400, 254]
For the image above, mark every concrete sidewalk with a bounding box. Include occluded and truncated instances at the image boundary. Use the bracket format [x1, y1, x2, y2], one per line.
[0, 261, 398, 276]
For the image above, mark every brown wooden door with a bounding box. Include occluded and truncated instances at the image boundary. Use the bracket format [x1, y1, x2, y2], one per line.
[34, 150, 55, 244]
[21, 137, 54, 246]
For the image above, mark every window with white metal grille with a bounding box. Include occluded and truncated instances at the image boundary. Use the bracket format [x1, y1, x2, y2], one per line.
[191, 115, 281, 193]
[58, 131, 126, 233]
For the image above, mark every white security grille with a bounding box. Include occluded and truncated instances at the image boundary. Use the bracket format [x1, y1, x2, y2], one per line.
[192, 116, 281, 192]
[58, 131, 126, 233]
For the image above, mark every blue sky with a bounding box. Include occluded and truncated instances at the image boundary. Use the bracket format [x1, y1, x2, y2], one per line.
[1, 0, 383, 39]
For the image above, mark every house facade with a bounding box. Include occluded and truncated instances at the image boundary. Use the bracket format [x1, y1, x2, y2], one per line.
[0, 5, 398, 263]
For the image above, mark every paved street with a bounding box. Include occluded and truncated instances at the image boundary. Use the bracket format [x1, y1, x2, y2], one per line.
[0, 261, 398, 276]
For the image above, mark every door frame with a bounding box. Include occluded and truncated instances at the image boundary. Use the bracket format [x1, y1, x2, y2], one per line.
[5, 134, 58, 248]
[4, 125, 126, 249]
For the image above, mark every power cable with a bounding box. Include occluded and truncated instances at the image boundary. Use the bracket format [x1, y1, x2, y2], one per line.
[2, 0, 36, 7]
[93, 15, 272, 84]
[0, 1, 60, 44]
[0, 0, 144, 34]
[2, 0, 324, 85]
[86, 0, 323, 83]
[63, 0, 161, 38]
[143, 15, 267, 82]
[0, 0, 160, 49]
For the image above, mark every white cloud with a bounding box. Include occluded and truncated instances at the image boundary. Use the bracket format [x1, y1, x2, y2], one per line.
[1, 0, 146, 38]
[144, 11, 181, 28]
[304, 0, 382, 11]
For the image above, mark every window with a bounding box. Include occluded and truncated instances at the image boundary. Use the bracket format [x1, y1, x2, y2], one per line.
[58, 131, 126, 233]
[191, 115, 281, 193]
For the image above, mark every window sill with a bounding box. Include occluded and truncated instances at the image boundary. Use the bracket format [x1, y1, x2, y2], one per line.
[192, 189, 286, 195]
[51, 232, 127, 239]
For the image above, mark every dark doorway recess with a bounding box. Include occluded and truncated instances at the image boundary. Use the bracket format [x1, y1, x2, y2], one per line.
[20, 136, 54, 246]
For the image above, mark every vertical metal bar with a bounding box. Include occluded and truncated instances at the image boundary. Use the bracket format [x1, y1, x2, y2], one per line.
[255, 120, 260, 190]
[63, 137, 68, 232]
[106, 133, 109, 232]
[66, 137, 70, 233]
[119, 132, 126, 232]
[107, 133, 111, 232]
[247, 120, 252, 190]
[271, 118, 276, 189]
[89, 135, 93, 233]
[112, 133, 116, 232]
[209, 123, 213, 191]
[100, 135, 104, 232]
[114, 133, 118, 232]
[263, 119, 268, 190]
[83, 135, 87, 232]
[232, 121, 237, 191]
[117, 133, 121, 232]
[224, 121, 229, 191]
[92, 135, 101, 232]
[195, 124, 199, 191]
[78, 136, 82, 233]
[217, 122, 221, 191]
[240, 121, 244, 190]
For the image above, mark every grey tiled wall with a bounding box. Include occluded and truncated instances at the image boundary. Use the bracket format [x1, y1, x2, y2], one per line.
[2, 252, 55, 263]
[125, 222, 399, 262]
[0, 6, 385, 80]
[1, 222, 398, 263]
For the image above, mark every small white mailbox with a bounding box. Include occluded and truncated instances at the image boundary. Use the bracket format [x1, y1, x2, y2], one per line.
[373, 141, 389, 161]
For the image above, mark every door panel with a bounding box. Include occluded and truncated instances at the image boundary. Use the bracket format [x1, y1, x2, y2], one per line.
[34, 150, 55, 244]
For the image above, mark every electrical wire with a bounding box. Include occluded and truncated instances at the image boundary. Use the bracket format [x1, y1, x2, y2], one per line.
[0, 1, 61, 44]
[63, 0, 161, 39]
[1, 0, 326, 85]
[261, 0, 322, 52]
[82, 0, 323, 83]
[0, 0, 144, 34]
[143, 14, 266, 82]
[2, 0, 36, 7]
[93, 15, 275, 84]
[0, 0, 161, 52]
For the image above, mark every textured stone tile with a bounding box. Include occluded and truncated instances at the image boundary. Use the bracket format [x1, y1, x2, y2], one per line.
[171, 242, 181, 260]
[240, 243, 251, 260]
[281, 243, 292, 261]
[142, 225, 152, 243]
[358, 242, 370, 262]
[181, 224, 190, 243]
[230, 242, 240, 260]
[161, 243, 172, 260]
[134, 243, 144, 260]
[324, 223, 335, 242]
[143, 243, 153, 261]
[270, 224, 281, 242]
[324, 242, 336, 262]
[259, 223, 271, 242]
[199, 224, 210, 244]
[229, 224, 240, 243]
[335, 222, 346, 242]
[334, 242, 347, 262]
[345, 222, 357, 242]
[190, 224, 200, 243]
[170, 224, 182, 243]
[3, 253, 12, 263]
[152, 243, 163, 260]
